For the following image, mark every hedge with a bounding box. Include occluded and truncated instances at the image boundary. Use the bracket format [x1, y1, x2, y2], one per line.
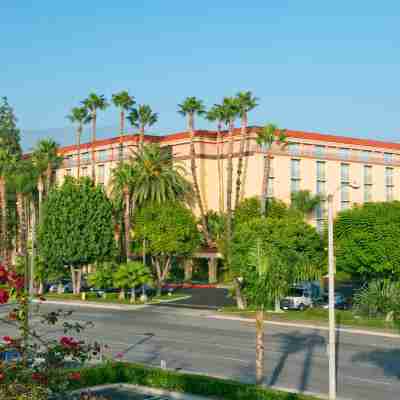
[71, 362, 318, 400]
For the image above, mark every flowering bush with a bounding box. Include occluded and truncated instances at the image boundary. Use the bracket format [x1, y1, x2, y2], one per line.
[0, 264, 99, 399]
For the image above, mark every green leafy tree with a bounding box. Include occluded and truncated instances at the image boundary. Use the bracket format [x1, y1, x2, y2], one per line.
[335, 201, 400, 280]
[127, 104, 158, 148]
[0, 96, 22, 156]
[112, 91, 135, 161]
[256, 124, 287, 216]
[38, 177, 116, 294]
[81, 93, 109, 181]
[66, 106, 91, 178]
[178, 97, 211, 246]
[134, 202, 201, 294]
[235, 91, 258, 208]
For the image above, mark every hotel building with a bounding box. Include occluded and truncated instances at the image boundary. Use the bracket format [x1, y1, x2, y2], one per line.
[58, 127, 400, 231]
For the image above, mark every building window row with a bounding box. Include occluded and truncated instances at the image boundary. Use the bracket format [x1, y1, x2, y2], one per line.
[363, 165, 373, 202]
[290, 159, 301, 193]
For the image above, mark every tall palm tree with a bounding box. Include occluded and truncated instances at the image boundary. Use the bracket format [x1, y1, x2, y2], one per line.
[111, 91, 135, 161]
[235, 91, 258, 208]
[132, 143, 193, 206]
[0, 148, 16, 263]
[111, 163, 137, 261]
[66, 106, 91, 179]
[206, 104, 225, 213]
[31, 139, 61, 222]
[221, 97, 240, 253]
[127, 104, 158, 149]
[256, 124, 287, 217]
[178, 97, 211, 246]
[82, 93, 109, 181]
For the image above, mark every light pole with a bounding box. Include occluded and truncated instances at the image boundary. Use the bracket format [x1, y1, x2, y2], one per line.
[327, 181, 359, 400]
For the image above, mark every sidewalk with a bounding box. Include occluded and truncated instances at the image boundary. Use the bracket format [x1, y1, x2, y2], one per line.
[210, 313, 400, 339]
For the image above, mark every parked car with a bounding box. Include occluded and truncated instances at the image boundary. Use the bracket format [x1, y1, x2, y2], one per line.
[315, 293, 349, 310]
[48, 280, 73, 294]
[281, 282, 321, 311]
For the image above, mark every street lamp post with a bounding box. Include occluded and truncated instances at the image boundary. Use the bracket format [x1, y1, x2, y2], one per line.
[327, 182, 359, 400]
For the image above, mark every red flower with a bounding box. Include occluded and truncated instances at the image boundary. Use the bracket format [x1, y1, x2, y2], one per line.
[68, 372, 81, 381]
[2, 336, 12, 343]
[0, 289, 9, 304]
[0, 265, 8, 284]
[12, 276, 25, 291]
[60, 336, 79, 349]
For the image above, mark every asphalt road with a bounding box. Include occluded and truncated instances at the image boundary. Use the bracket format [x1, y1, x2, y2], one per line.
[1, 304, 400, 400]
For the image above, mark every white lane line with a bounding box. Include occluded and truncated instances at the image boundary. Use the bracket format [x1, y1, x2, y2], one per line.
[345, 375, 397, 386]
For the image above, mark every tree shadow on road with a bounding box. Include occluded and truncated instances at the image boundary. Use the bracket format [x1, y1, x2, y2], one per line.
[269, 330, 326, 391]
[352, 348, 400, 379]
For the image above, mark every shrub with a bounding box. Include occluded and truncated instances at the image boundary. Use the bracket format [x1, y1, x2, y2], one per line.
[73, 362, 317, 400]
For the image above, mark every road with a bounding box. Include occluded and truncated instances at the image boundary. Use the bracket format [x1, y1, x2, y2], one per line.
[1, 304, 400, 400]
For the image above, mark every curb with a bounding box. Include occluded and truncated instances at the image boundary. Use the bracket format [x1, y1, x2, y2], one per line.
[32, 299, 148, 311]
[210, 314, 400, 339]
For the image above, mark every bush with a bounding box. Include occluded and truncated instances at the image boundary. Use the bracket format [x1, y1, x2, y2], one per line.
[72, 362, 317, 400]
[353, 279, 400, 319]
[0, 384, 48, 400]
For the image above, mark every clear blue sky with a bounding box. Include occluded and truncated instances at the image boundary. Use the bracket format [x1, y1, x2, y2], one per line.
[1, 1, 400, 149]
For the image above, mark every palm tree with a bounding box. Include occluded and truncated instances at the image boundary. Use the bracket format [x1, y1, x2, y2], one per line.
[206, 104, 225, 213]
[235, 91, 258, 208]
[31, 139, 61, 222]
[111, 163, 137, 261]
[290, 190, 322, 219]
[111, 91, 135, 161]
[0, 148, 16, 263]
[66, 106, 91, 179]
[248, 242, 319, 385]
[132, 143, 193, 206]
[256, 124, 287, 217]
[82, 93, 109, 181]
[178, 97, 211, 246]
[127, 104, 158, 149]
[221, 97, 240, 254]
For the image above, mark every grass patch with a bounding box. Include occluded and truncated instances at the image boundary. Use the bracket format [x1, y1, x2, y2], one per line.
[42, 292, 188, 305]
[71, 362, 319, 400]
[220, 307, 398, 332]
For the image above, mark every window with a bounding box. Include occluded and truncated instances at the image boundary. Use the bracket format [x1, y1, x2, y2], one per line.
[65, 169, 72, 177]
[363, 165, 373, 202]
[340, 163, 350, 183]
[82, 152, 90, 163]
[97, 165, 105, 184]
[314, 145, 325, 158]
[161, 145, 173, 162]
[288, 143, 300, 156]
[81, 167, 88, 177]
[340, 164, 350, 209]
[290, 159, 300, 193]
[361, 150, 371, 162]
[64, 155, 73, 167]
[315, 161, 326, 232]
[98, 149, 108, 162]
[384, 153, 393, 164]
[386, 167, 394, 201]
[339, 148, 350, 160]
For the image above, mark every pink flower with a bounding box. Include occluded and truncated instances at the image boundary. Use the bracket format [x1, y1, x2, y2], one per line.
[116, 352, 124, 359]
[0, 289, 9, 304]
[68, 372, 81, 381]
[2, 336, 12, 343]
[0, 265, 8, 284]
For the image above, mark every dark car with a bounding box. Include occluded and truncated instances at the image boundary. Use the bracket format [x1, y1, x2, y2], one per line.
[316, 293, 349, 310]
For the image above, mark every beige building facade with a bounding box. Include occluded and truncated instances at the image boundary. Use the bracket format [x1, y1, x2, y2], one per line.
[58, 127, 400, 230]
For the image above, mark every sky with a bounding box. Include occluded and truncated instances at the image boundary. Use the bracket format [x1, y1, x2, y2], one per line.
[1, 1, 400, 150]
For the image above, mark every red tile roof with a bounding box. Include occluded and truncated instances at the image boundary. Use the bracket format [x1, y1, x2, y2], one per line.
[58, 127, 400, 154]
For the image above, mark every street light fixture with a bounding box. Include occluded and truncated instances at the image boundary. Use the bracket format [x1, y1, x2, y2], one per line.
[327, 181, 359, 400]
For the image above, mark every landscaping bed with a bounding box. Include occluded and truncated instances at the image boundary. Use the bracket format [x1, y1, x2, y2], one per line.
[69, 362, 319, 400]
